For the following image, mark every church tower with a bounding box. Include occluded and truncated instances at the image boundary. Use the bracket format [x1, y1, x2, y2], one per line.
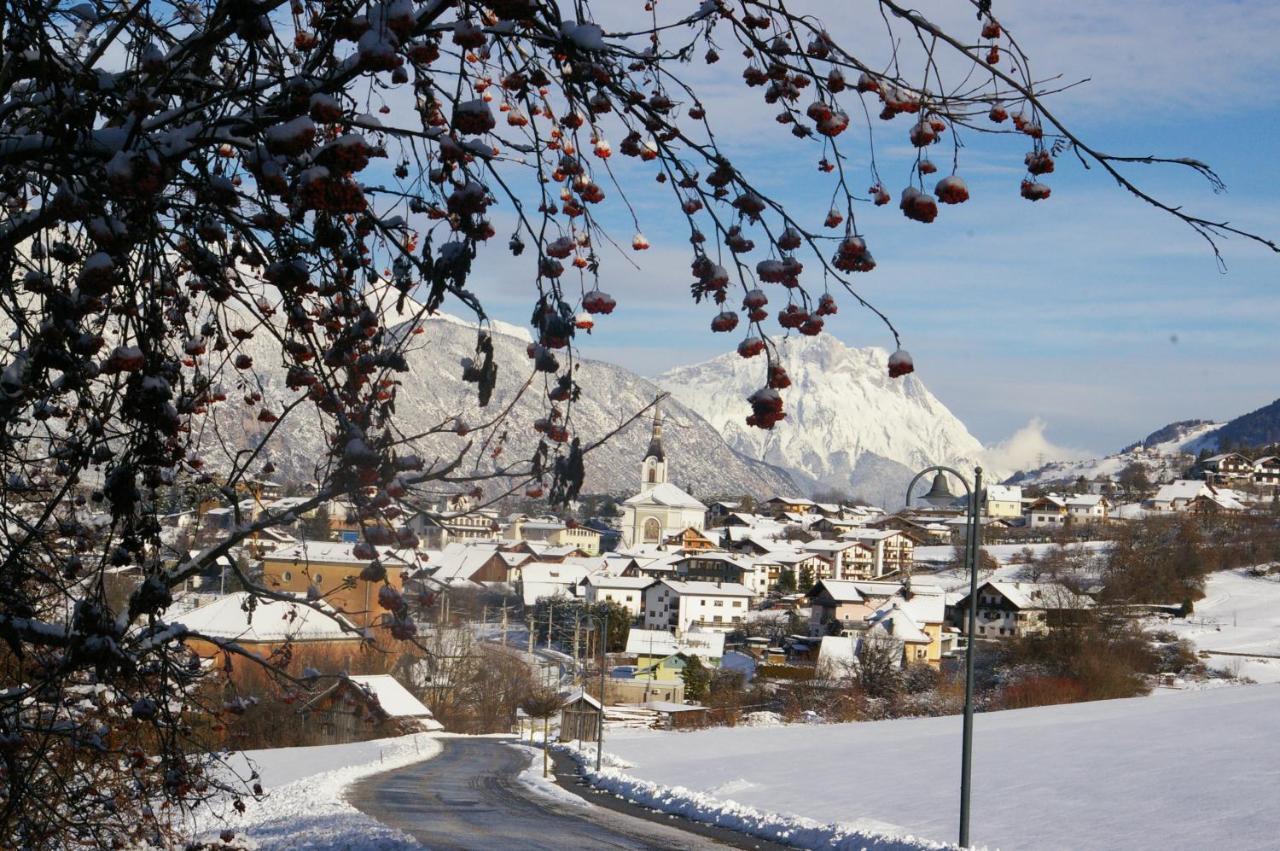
[639, 402, 667, 493]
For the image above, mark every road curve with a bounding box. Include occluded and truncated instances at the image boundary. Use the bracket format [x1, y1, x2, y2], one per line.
[346, 737, 741, 850]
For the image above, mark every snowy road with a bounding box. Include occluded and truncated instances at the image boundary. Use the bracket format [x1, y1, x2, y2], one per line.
[347, 737, 748, 850]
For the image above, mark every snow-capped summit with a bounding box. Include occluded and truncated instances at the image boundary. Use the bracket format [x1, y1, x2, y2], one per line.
[657, 335, 986, 506]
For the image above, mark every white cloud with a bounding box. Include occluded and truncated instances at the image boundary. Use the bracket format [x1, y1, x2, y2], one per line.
[981, 418, 1091, 475]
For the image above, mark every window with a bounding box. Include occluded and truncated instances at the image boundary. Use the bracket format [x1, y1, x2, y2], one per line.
[732, 600, 743, 608]
[282, 570, 293, 583]
[713, 615, 723, 623]
[713, 600, 724, 607]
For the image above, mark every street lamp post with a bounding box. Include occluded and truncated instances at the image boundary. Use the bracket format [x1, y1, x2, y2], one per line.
[905, 465, 984, 850]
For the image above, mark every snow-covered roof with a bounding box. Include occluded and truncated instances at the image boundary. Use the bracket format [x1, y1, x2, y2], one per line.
[625, 628, 725, 660]
[264, 540, 417, 566]
[1066, 494, 1107, 508]
[347, 675, 440, 726]
[622, 482, 707, 510]
[986, 484, 1022, 502]
[656, 579, 753, 597]
[808, 580, 865, 603]
[585, 575, 656, 591]
[816, 635, 860, 670]
[867, 604, 931, 644]
[564, 688, 601, 710]
[976, 581, 1092, 610]
[177, 592, 356, 643]
[1152, 480, 1210, 504]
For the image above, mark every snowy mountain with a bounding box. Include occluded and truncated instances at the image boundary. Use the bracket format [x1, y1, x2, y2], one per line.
[201, 299, 798, 499]
[656, 336, 987, 507]
[1009, 419, 1223, 486]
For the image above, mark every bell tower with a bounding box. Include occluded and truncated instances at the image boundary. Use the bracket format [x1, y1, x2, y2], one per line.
[639, 401, 667, 493]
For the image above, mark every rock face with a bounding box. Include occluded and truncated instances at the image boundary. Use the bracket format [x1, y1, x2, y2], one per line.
[208, 307, 799, 499]
[657, 335, 986, 506]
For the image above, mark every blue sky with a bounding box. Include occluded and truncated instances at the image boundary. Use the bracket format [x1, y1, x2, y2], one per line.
[406, 1, 1280, 458]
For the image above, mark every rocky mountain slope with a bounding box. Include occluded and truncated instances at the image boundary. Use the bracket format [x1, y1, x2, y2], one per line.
[204, 301, 798, 499]
[657, 336, 987, 507]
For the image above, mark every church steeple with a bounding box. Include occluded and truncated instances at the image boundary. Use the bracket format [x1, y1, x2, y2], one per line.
[639, 401, 667, 492]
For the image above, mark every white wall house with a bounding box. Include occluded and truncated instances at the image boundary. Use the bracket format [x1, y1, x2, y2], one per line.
[1027, 496, 1068, 528]
[985, 484, 1023, 519]
[1065, 494, 1111, 524]
[642, 579, 753, 635]
[582, 576, 654, 620]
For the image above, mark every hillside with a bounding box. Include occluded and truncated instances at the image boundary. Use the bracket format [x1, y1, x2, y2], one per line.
[602, 685, 1280, 850]
[1009, 419, 1222, 486]
[1205, 397, 1280, 450]
[199, 295, 798, 498]
[657, 336, 987, 508]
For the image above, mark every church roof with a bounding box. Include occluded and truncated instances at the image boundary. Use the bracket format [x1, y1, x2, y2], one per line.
[623, 482, 706, 510]
[643, 433, 665, 462]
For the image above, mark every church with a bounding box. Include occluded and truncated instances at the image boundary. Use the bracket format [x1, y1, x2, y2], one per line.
[619, 405, 708, 547]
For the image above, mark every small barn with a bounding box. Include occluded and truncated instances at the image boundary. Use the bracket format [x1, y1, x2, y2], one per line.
[300, 674, 441, 745]
[558, 689, 602, 743]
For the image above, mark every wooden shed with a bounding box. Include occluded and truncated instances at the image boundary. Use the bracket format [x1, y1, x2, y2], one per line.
[299, 674, 441, 745]
[558, 689, 602, 743]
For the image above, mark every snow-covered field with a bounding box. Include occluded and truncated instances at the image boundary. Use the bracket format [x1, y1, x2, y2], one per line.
[913, 541, 1111, 591]
[1162, 568, 1280, 683]
[603, 685, 1280, 850]
[191, 733, 441, 849]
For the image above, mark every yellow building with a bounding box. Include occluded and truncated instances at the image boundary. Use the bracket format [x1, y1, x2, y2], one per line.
[260, 541, 421, 627]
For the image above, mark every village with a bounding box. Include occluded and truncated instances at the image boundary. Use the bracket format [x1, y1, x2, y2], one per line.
[145, 407, 1280, 748]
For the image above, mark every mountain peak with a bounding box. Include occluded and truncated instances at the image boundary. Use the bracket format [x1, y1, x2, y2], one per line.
[657, 335, 985, 505]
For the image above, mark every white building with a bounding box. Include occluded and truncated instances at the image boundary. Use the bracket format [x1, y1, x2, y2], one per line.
[582, 575, 655, 620]
[642, 579, 753, 634]
[984, 484, 1023, 519]
[619, 407, 707, 547]
[1065, 494, 1111, 524]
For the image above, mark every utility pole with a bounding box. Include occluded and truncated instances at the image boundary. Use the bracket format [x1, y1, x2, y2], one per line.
[501, 605, 508, 645]
[526, 617, 534, 654]
[573, 616, 581, 683]
[546, 599, 554, 647]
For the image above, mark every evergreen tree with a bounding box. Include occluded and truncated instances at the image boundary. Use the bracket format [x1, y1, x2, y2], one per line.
[798, 564, 816, 593]
[680, 655, 711, 702]
[776, 568, 798, 595]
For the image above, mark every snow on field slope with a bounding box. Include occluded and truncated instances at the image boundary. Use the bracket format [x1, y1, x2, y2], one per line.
[1009, 420, 1221, 486]
[193, 733, 441, 849]
[604, 686, 1280, 851]
[1163, 568, 1280, 683]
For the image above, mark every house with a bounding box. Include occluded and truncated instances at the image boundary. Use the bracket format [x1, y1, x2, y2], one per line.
[427, 542, 519, 586]
[1254, 457, 1280, 488]
[512, 519, 603, 555]
[519, 561, 595, 606]
[178, 592, 361, 660]
[984, 485, 1023, 519]
[763, 496, 819, 516]
[1065, 494, 1111, 525]
[704, 501, 742, 526]
[1150, 480, 1210, 512]
[625, 627, 725, 667]
[260, 541, 420, 627]
[642, 579, 752, 634]
[407, 505, 501, 549]
[1202, 452, 1254, 483]
[839, 529, 915, 578]
[582, 576, 654, 620]
[619, 408, 707, 547]
[664, 526, 719, 551]
[298, 674, 442, 745]
[806, 580, 950, 666]
[951, 581, 1093, 639]
[1026, 496, 1069, 528]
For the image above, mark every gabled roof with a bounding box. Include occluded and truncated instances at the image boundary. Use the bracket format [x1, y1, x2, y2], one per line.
[1152, 480, 1210, 503]
[585, 575, 656, 591]
[1065, 494, 1107, 508]
[807, 579, 864, 603]
[655, 578, 752, 597]
[564, 688, 601, 710]
[623, 482, 706, 510]
[866, 604, 931, 644]
[986, 484, 1022, 502]
[177, 592, 357, 643]
[263, 540, 418, 567]
[625, 628, 725, 660]
[347, 675, 440, 724]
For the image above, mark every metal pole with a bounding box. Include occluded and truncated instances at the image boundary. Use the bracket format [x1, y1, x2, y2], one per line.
[959, 466, 983, 849]
[596, 613, 607, 773]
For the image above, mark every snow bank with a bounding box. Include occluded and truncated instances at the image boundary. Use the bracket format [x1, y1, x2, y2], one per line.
[193, 733, 441, 849]
[511, 742, 590, 808]
[604, 686, 1280, 850]
[561, 743, 952, 850]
